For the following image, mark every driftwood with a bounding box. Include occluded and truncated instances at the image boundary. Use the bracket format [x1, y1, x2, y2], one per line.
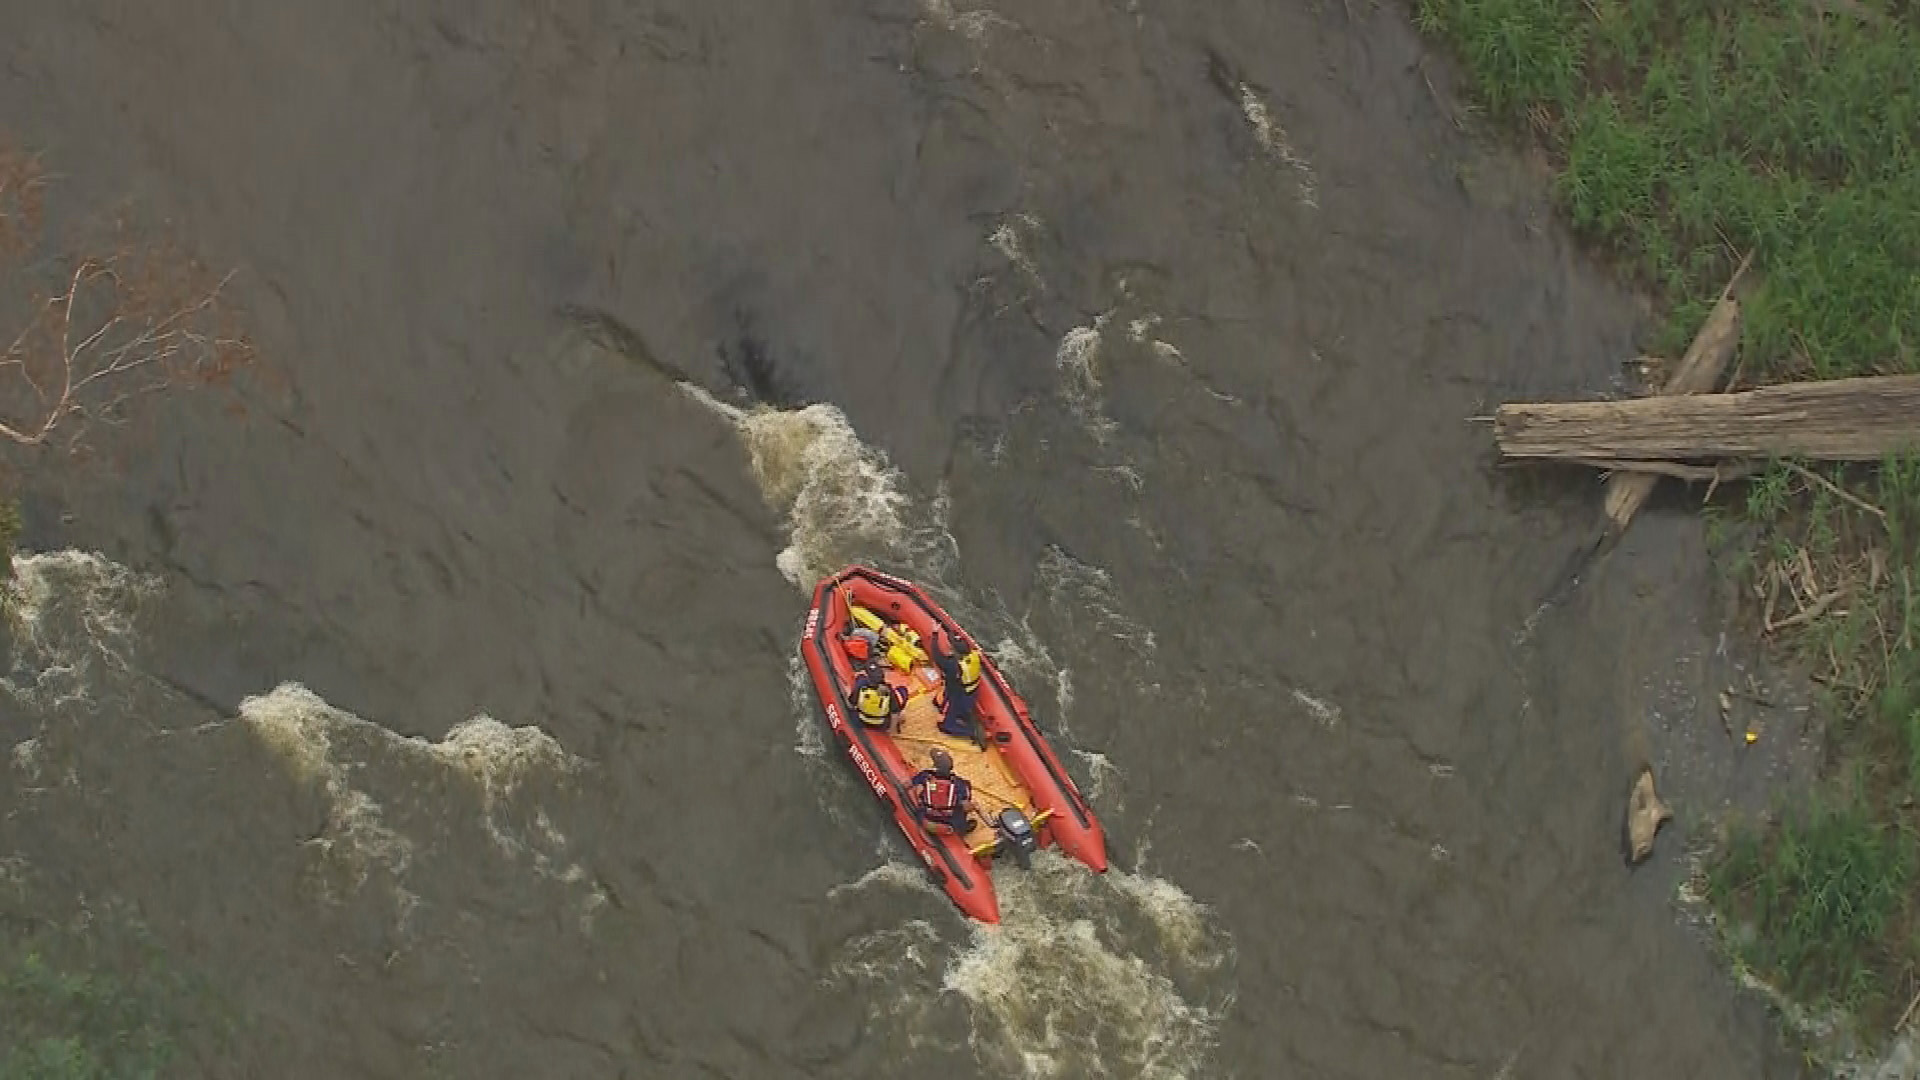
[1496, 374, 1920, 462]
[1624, 765, 1672, 865]
[1602, 278, 1744, 531]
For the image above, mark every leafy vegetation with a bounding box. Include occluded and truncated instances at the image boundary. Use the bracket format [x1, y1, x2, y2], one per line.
[0, 895, 241, 1076]
[1413, 0, 1920, 1041]
[1, 935, 182, 1079]
[1709, 785, 1912, 1014]
[0, 499, 17, 574]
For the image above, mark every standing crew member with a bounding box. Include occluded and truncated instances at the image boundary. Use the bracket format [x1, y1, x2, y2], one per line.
[910, 748, 977, 835]
[932, 632, 984, 741]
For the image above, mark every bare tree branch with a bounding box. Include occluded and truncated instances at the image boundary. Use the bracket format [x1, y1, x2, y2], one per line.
[0, 150, 254, 451]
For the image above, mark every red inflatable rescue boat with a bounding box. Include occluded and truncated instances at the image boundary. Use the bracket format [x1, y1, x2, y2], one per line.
[800, 565, 1108, 922]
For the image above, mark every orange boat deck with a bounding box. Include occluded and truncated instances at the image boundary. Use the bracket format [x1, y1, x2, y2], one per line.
[881, 675, 1037, 828]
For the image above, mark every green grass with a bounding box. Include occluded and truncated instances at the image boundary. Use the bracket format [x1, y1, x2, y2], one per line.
[1415, 0, 1920, 373]
[1413, 0, 1920, 1045]
[1709, 787, 1912, 1014]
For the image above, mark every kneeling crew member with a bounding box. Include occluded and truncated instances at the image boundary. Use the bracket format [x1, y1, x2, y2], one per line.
[909, 748, 977, 835]
[850, 669, 908, 730]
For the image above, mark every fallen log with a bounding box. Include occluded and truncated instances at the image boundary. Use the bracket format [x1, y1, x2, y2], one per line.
[1496, 374, 1920, 462]
[1602, 279, 1743, 531]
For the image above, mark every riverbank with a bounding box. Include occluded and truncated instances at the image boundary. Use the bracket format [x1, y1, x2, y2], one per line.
[1414, 0, 1920, 1056]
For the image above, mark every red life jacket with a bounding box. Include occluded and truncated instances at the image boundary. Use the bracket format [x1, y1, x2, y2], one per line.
[842, 634, 872, 663]
[919, 774, 964, 813]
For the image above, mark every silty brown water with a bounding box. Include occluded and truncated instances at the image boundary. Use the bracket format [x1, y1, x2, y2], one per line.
[0, 0, 1808, 1076]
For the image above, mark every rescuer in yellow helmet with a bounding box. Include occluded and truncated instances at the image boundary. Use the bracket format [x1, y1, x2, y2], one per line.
[931, 632, 984, 741]
[849, 668, 906, 730]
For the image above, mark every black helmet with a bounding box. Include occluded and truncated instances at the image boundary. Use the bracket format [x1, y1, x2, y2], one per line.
[930, 748, 954, 774]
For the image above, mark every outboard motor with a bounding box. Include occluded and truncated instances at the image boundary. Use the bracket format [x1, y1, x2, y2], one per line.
[995, 807, 1040, 870]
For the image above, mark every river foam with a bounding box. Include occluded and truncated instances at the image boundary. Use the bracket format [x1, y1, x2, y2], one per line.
[829, 850, 1230, 1079]
[678, 383, 956, 589]
[3, 550, 160, 711]
[240, 682, 591, 921]
[2, 550, 601, 935]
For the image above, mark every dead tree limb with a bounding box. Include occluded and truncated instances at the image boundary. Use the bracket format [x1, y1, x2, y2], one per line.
[1783, 460, 1887, 521]
[0, 149, 253, 450]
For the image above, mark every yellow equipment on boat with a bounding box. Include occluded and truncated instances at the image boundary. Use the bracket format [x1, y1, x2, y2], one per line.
[849, 602, 929, 672]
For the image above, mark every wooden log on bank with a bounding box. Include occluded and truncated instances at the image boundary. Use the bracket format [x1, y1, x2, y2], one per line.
[1601, 283, 1743, 531]
[1495, 373, 1920, 462]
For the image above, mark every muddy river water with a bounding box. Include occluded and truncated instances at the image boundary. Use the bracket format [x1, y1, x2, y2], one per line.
[1, 1, 1813, 1076]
